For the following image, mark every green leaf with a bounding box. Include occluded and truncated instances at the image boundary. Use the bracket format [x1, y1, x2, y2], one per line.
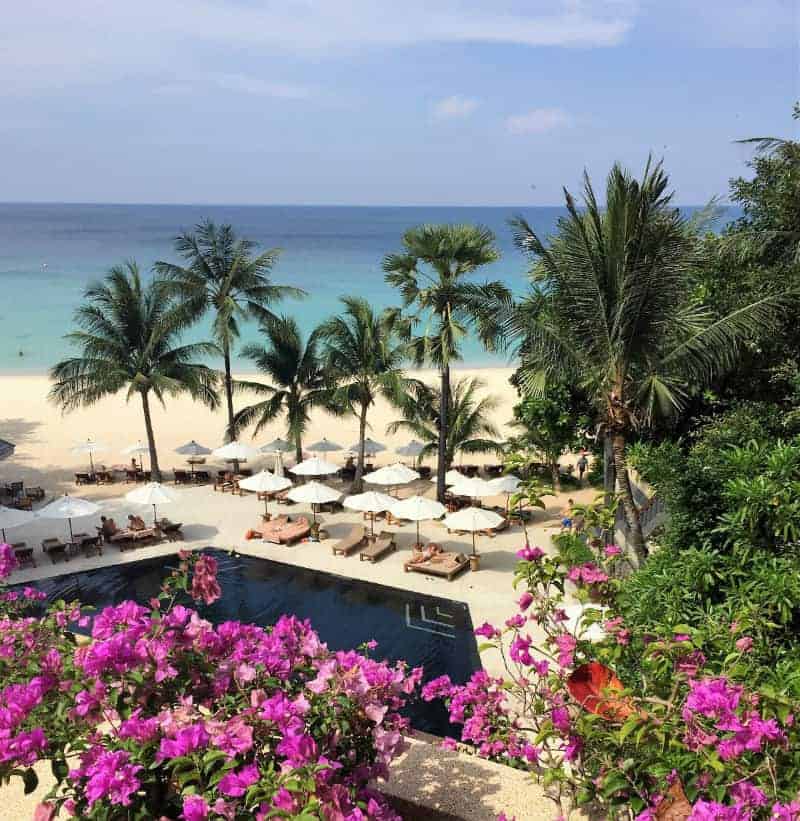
[22, 768, 38, 795]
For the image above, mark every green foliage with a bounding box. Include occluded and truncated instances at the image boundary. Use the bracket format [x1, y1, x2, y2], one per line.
[50, 262, 219, 480]
[230, 316, 332, 460]
[386, 376, 503, 467]
[510, 381, 589, 490]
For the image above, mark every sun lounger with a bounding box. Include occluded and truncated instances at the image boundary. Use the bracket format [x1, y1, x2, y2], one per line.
[252, 515, 288, 541]
[448, 517, 509, 538]
[42, 538, 68, 564]
[75, 472, 95, 485]
[214, 474, 235, 493]
[404, 549, 469, 580]
[194, 470, 211, 484]
[77, 534, 103, 558]
[359, 531, 396, 562]
[276, 517, 311, 545]
[25, 486, 45, 501]
[158, 520, 184, 541]
[12, 542, 36, 568]
[332, 525, 367, 556]
[13, 496, 33, 511]
[274, 489, 293, 505]
[173, 469, 191, 484]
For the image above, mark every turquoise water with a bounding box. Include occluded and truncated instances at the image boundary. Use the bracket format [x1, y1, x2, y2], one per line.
[0, 203, 735, 373]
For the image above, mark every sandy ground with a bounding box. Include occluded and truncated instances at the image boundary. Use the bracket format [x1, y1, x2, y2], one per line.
[0, 368, 522, 500]
[0, 367, 597, 820]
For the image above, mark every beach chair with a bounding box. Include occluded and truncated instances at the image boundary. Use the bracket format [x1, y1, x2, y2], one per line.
[12, 542, 36, 568]
[274, 489, 293, 505]
[13, 496, 33, 511]
[173, 469, 191, 484]
[25, 486, 45, 501]
[277, 516, 311, 545]
[95, 470, 114, 484]
[418, 466, 432, 480]
[404, 549, 469, 581]
[159, 520, 184, 541]
[214, 473, 235, 493]
[194, 470, 210, 484]
[42, 537, 68, 564]
[256, 515, 289, 542]
[359, 531, 396, 562]
[331, 524, 367, 556]
[78, 534, 103, 558]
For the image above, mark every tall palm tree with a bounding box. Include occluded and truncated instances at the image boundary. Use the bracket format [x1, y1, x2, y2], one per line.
[317, 297, 416, 492]
[50, 262, 219, 481]
[383, 224, 509, 501]
[154, 220, 305, 435]
[504, 160, 791, 563]
[387, 377, 503, 469]
[229, 316, 330, 462]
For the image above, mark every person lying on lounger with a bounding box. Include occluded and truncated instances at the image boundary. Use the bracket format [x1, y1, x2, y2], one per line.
[128, 514, 147, 531]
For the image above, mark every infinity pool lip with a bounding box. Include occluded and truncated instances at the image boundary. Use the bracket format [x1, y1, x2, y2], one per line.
[12, 547, 482, 736]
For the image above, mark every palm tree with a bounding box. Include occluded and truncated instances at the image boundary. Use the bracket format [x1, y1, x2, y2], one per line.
[317, 297, 417, 492]
[504, 160, 791, 563]
[383, 224, 509, 502]
[229, 316, 330, 462]
[154, 220, 305, 435]
[387, 377, 503, 469]
[50, 262, 219, 481]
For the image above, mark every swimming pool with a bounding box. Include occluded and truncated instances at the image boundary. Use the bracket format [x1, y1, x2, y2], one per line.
[17, 549, 481, 735]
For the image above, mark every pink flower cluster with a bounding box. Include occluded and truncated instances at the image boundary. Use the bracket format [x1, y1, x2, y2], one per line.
[682, 677, 787, 762]
[566, 562, 609, 586]
[0, 551, 419, 820]
[422, 672, 540, 764]
[0, 544, 18, 579]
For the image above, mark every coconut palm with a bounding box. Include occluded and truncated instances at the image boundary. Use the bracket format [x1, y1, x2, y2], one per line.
[317, 297, 417, 492]
[50, 262, 219, 481]
[387, 377, 503, 469]
[383, 224, 509, 501]
[504, 159, 792, 563]
[229, 316, 330, 461]
[154, 220, 305, 435]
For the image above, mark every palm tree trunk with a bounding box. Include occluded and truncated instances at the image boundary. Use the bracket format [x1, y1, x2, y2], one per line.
[611, 432, 646, 565]
[603, 434, 616, 505]
[140, 390, 161, 482]
[223, 343, 235, 438]
[436, 365, 450, 503]
[354, 402, 368, 494]
[294, 431, 303, 465]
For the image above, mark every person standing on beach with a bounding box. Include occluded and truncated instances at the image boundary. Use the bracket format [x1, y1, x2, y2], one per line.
[577, 451, 588, 483]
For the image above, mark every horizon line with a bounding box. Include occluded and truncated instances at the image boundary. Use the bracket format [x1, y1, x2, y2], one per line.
[0, 199, 731, 209]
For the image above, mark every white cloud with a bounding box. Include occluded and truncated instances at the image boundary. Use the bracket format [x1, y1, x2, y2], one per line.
[506, 108, 572, 135]
[433, 95, 480, 120]
[0, 1, 636, 94]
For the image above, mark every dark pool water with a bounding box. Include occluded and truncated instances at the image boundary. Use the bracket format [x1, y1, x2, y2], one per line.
[17, 549, 481, 734]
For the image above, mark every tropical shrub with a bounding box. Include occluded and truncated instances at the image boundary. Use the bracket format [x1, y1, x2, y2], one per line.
[422, 529, 800, 819]
[0, 545, 419, 820]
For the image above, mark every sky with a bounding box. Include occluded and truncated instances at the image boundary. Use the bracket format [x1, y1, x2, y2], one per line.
[1, 0, 797, 206]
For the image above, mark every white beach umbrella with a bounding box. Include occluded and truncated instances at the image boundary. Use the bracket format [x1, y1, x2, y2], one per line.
[343, 490, 396, 536]
[39, 494, 101, 541]
[348, 438, 386, 456]
[175, 440, 212, 457]
[72, 438, 108, 474]
[389, 494, 446, 546]
[443, 506, 504, 556]
[363, 462, 420, 491]
[290, 456, 339, 477]
[212, 441, 261, 464]
[238, 470, 293, 517]
[307, 438, 343, 453]
[0, 439, 16, 461]
[433, 469, 466, 487]
[488, 475, 521, 494]
[0, 505, 35, 542]
[287, 480, 340, 523]
[122, 440, 150, 470]
[126, 482, 178, 525]
[488, 474, 522, 513]
[449, 476, 495, 501]
[395, 439, 425, 458]
[260, 438, 293, 477]
[260, 437, 293, 453]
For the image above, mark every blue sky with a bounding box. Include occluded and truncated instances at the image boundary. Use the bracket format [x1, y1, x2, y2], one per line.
[1, 0, 796, 205]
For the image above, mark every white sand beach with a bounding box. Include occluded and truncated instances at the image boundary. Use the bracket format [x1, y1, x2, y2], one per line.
[0, 367, 520, 499]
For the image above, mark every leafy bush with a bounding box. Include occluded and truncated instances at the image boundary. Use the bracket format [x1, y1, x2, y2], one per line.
[423, 536, 800, 819]
[0, 545, 419, 820]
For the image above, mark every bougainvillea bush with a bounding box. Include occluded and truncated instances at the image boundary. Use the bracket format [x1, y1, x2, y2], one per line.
[0, 544, 420, 820]
[422, 519, 800, 820]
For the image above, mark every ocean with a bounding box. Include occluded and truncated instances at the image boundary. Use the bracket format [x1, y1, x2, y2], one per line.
[0, 203, 733, 374]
